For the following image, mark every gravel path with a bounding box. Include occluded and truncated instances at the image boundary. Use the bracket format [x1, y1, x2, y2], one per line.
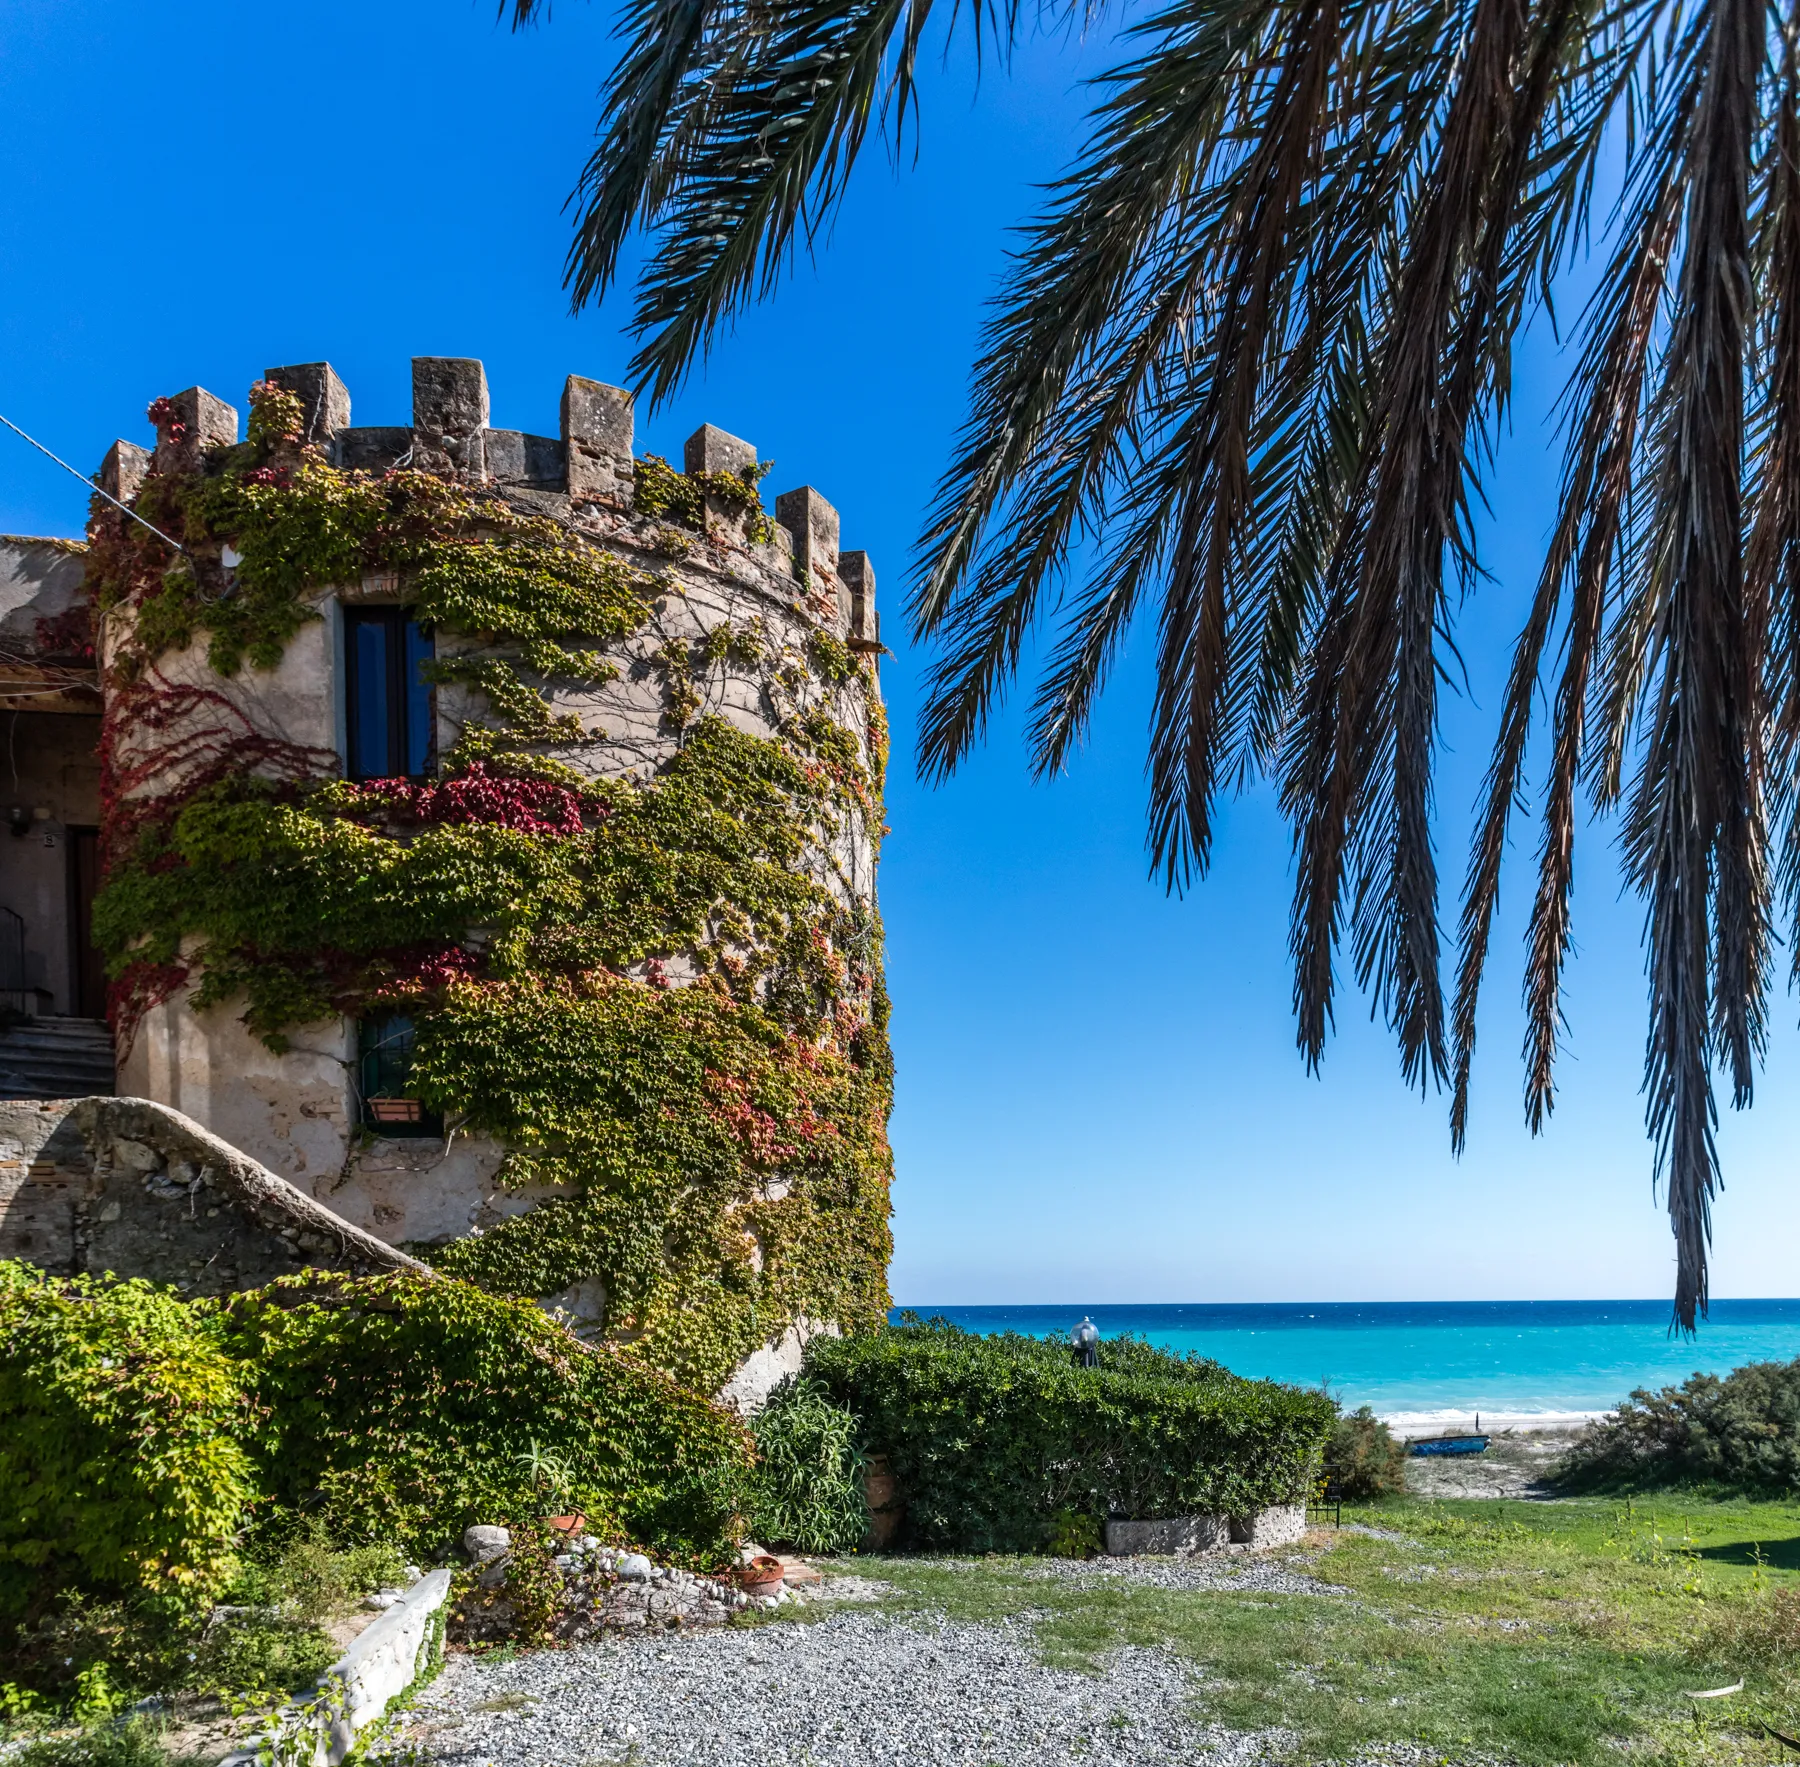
[403, 1605, 1288, 1767]
[1005, 1553, 1346, 1598]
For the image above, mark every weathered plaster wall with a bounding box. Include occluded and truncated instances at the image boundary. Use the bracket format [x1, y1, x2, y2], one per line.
[0, 536, 88, 648]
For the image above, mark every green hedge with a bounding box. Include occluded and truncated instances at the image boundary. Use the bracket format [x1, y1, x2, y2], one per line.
[0, 1265, 256, 1627]
[803, 1318, 1333, 1552]
[0, 1260, 750, 1656]
[218, 1271, 750, 1562]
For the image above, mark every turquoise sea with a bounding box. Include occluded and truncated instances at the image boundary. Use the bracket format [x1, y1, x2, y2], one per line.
[897, 1301, 1800, 1421]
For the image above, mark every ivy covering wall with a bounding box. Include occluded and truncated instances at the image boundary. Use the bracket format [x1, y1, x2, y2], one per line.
[83, 381, 893, 1392]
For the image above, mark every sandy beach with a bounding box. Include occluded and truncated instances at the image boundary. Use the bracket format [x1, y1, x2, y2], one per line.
[1380, 1408, 1605, 1435]
[1377, 1421, 1594, 1498]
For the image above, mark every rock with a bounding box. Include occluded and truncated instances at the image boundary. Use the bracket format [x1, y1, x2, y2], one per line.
[362, 1590, 402, 1611]
[464, 1525, 511, 1565]
[616, 1553, 653, 1583]
[114, 1138, 161, 1174]
[578, 1535, 602, 1552]
[739, 1541, 769, 1563]
[403, 1565, 423, 1583]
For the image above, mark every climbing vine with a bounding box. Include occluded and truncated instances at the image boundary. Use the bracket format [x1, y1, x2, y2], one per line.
[633, 453, 778, 547]
[86, 378, 892, 1392]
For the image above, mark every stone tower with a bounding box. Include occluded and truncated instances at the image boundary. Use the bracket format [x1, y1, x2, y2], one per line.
[4, 356, 892, 1403]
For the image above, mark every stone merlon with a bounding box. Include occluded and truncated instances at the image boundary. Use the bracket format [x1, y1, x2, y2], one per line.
[135, 358, 877, 640]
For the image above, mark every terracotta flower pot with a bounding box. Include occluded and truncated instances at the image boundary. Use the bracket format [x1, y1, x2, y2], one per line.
[741, 1554, 785, 1592]
[546, 1512, 587, 1538]
[864, 1454, 904, 1550]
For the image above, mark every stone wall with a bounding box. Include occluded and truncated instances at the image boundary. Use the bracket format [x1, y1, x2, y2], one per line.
[0, 1093, 424, 1292]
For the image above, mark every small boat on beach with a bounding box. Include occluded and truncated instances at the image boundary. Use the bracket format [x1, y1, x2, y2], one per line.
[1408, 1433, 1490, 1456]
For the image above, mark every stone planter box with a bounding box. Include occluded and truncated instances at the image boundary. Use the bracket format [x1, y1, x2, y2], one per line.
[1104, 1514, 1229, 1556]
[1230, 1502, 1306, 1549]
[1105, 1502, 1306, 1557]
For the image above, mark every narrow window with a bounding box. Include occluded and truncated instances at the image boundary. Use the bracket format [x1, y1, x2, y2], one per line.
[344, 608, 435, 780]
[357, 1014, 442, 1138]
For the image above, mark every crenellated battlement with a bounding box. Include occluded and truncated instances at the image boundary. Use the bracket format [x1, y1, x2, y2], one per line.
[103, 357, 879, 653]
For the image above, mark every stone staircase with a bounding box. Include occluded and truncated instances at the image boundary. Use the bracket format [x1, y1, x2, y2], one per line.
[0, 1017, 116, 1100]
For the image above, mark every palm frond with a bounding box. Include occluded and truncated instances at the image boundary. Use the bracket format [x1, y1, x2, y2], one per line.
[1617, 0, 1762, 1330]
[534, 0, 1800, 1321]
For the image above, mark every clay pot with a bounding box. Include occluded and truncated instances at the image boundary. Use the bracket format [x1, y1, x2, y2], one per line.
[741, 1554, 785, 1592]
[864, 1455, 904, 1550]
[546, 1512, 587, 1538]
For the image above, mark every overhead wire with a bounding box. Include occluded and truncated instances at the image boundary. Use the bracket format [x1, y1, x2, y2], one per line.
[0, 410, 185, 554]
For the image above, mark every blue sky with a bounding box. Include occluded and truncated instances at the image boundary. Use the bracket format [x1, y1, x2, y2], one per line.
[3, 0, 1796, 1310]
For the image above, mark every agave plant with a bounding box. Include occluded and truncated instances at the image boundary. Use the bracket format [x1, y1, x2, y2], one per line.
[510, 0, 1800, 1328]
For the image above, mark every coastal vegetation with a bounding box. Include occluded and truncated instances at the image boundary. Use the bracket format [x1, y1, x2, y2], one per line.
[1558, 1358, 1800, 1495]
[13, 1286, 1800, 1766]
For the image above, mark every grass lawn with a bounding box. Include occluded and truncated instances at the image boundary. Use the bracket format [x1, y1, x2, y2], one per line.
[849, 1494, 1800, 1766]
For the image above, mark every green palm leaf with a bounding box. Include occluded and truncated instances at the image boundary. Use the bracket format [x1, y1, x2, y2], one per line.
[521, 0, 1800, 1328]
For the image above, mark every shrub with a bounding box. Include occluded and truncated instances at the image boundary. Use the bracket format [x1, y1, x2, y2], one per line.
[226, 1527, 407, 1628]
[0, 1266, 255, 1629]
[1324, 1405, 1408, 1499]
[803, 1319, 1332, 1552]
[1045, 1508, 1104, 1558]
[194, 1524, 409, 1698]
[193, 1610, 336, 1702]
[0, 1263, 751, 1691]
[747, 1379, 867, 1553]
[217, 1271, 752, 1563]
[1556, 1359, 1800, 1493]
[6, 1718, 187, 1767]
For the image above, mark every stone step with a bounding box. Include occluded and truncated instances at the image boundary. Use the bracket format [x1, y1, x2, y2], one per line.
[0, 1018, 116, 1100]
[0, 1017, 113, 1041]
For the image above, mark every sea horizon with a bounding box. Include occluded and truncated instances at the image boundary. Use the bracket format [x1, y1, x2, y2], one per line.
[891, 1298, 1800, 1424]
